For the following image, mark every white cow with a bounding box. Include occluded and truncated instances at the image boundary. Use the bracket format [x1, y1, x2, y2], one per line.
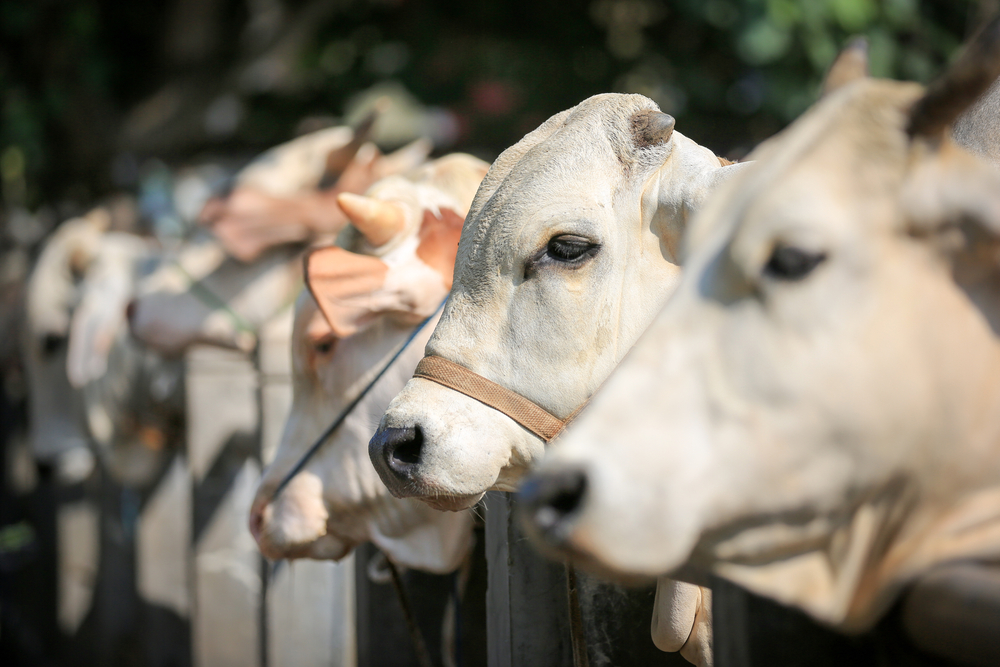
[23, 204, 184, 487]
[250, 153, 488, 573]
[23, 209, 109, 468]
[520, 22, 1000, 652]
[130, 126, 430, 353]
[369, 93, 745, 665]
[201, 120, 431, 263]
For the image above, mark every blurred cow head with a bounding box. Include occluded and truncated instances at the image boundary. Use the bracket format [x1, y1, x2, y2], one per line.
[201, 119, 432, 262]
[522, 24, 1000, 632]
[250, 154, 488, 571]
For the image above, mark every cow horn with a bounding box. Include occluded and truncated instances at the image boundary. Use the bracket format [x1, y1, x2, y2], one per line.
[320, 106, 382, 188]
[908, 15, 1000, 139]
[336, 192, 405, 247]
[632, 110, 676, 148]
[822, 37, 869, 97]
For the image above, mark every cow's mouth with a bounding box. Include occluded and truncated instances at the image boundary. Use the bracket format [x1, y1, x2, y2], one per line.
[421, 492, 485, 512]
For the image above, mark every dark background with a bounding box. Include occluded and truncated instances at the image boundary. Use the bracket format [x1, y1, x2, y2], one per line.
[0, 0, 991, 216]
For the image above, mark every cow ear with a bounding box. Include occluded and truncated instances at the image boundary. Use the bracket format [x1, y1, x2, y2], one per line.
[415, 208, 465, 289]
[907, 16, 1000, 140]
[822, 38, 869, 97]
[305, 245, 394, 338]
[650, 160, 751, 265]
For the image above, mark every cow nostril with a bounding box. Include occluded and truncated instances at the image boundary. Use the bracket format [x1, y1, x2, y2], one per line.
[548, 477, 587, 516]
[391, 426, 423, 465]
[519, 468, 589, 540]
[370, 425, 425, 480]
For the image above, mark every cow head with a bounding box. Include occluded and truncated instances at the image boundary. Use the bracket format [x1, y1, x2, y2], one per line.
[202, 118, 432, 263]
[130, 129, 432, 353]
[369, 93, 744, 511]
[128, 239, 302, 354]
[521, 24, 1000, 631]
[23, 210, 109, 466]
[249, 154, 487, 570]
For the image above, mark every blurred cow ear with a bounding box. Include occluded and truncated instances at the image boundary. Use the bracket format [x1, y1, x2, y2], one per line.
[822, 38, 869, 97]
[903, 138, 1000, 288]
[305, 245, 393, 338]
[903, 15, 1000, 279]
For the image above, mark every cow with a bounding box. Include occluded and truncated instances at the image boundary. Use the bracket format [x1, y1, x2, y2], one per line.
[22, 200, 189, 488]
[249, 153, 489, 573]
[517, 19, 1000, 665]
[129, 126, 429, 353]
[201, 120, 432, 263]
[23, 208, 109, 470]
[367, 93, 746, 665]
[67, 230, 184, 486]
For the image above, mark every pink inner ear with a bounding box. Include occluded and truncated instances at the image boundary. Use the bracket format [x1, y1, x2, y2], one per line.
[416, 208, 465, 289]
[305, 246, 390, 338]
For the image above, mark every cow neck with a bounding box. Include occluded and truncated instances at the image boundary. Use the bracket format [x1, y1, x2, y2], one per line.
[412, 355, 589, 442]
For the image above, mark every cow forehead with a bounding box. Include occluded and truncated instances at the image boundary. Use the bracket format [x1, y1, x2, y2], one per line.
[455, 132, 649, 279]
[686, 79, 924, 260]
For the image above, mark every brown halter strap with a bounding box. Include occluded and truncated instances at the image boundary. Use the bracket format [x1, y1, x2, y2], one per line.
[412, 355, 588, 442]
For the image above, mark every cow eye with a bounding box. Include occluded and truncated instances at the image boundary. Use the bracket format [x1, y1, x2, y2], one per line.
[546, 235, 599, 263]
[313, 337, 336, 355]
[763, 245, 826, 281]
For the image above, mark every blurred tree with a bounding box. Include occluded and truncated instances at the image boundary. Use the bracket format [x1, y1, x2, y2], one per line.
[0, 0, 988, 211]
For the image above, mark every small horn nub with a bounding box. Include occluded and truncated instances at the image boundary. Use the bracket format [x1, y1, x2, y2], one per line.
[336, 192, 405, 247]
[822, 37, 869, 97]
[908, 15, 1000, 139]
[632, 110, 676, 148]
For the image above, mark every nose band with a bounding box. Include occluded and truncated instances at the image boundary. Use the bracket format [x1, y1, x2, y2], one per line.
[412, 355, 587, 442]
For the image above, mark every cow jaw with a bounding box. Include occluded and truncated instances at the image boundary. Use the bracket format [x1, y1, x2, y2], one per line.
[250, 471, 352, 561]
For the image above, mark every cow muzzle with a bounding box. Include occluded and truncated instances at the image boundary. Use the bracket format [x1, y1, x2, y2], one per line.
[369, 425, 424, 490]
[517, 465, 590, 548]
[371, 355, 584, 508]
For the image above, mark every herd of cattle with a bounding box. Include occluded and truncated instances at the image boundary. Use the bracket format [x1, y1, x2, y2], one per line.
[14, 16, 1000, 667]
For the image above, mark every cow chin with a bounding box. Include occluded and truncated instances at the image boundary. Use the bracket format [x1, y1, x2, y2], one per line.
[369, 378, 544, 504]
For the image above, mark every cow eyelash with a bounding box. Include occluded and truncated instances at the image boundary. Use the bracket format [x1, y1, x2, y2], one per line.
[524, 234, 601, 279]
[763, 245, 827, 281]
[545, 235, 600, 263]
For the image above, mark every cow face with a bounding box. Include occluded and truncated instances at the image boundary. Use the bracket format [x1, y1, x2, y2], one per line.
[370, 93, 743, 510]
[523, 71, 1000, 629]
[129, 240, 302, 354]
[250, 155, 486, 570]
[24, 210, 109, 466]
